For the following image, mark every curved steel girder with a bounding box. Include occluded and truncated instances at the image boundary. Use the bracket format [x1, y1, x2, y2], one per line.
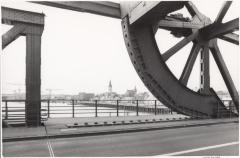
[122, 17, 226, 118]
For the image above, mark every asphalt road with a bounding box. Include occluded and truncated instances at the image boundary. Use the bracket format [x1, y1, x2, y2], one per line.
[3, 123, 239, 157]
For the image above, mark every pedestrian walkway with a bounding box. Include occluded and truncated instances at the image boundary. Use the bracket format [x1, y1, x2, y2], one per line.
[2, 114, 238, 142]
[45, 114, 187, 127]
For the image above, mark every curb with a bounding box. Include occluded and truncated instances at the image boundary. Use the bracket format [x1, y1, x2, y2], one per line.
[66, 117, 191, 128]
[3, 120, 238, 142]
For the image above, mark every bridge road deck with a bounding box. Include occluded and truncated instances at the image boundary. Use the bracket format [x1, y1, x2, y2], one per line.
[2, 119, 238, 156]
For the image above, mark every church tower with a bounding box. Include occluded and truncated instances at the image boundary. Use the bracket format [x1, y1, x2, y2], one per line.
[134, 86, 137, 93]
[108, 80, 112, 93]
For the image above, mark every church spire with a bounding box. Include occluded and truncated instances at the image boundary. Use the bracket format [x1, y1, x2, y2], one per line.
[108, 80, 112, 93]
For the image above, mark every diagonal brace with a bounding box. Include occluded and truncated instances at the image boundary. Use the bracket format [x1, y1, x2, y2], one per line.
[215, 1, 232, 23]
[201, 18, 239, 40]
[162, 31, 198, 61]
[219, 33, 239, 45]
[210, 41, 239, 112]
[180, 43, 201, 85]
[184, 1, 204, 21]
[2, 24, 27, 49]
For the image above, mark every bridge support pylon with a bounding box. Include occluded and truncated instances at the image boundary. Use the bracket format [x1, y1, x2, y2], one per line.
[2, 7, 45, 126]
[25, 28, 43, 126]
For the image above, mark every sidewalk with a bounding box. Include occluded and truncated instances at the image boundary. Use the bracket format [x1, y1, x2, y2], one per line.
[2, 115, 238, 142]
[45, 114, 187, 127]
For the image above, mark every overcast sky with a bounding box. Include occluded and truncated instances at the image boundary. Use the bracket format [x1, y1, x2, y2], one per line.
[1, 0, 239, 95]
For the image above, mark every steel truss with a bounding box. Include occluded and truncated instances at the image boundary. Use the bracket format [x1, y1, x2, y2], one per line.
[2, 1, 239, 126]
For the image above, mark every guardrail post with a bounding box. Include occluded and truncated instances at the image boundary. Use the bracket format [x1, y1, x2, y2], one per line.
[117, 100, 119, 117]
[5, 101, 8, 120]
[217, 102, 219, 118]
[136, 100, 139, 116]
[72, 100, 75, 118]
[154, 100, 157, 115]
[47, 100, 50, 118]
[95, 100, 98, 117]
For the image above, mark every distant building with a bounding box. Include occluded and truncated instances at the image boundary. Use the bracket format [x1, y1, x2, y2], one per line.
[106, 80, 116, 99]
[2, 93, 25, 100]
[135, 92, 149, 100]
[96, 80, 121, 100]
[78, 92, 95, 100]
[216, 90, 231, 100]
[124, 86, 137, 99]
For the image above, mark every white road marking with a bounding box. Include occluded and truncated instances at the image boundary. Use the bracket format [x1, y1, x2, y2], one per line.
[44, 125, 55, 157]
[157, 141, 239, 156]
[47, 140, 55, 157]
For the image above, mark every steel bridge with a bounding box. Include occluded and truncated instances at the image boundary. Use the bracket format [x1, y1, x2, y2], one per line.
[1, 1, 239, 126]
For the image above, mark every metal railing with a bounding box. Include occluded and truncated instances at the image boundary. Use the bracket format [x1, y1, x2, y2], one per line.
[1, 99, 172, 124]
[216, 100, 238, 118]
[1, 100, 48, 124]
[2, 99, 237, 125]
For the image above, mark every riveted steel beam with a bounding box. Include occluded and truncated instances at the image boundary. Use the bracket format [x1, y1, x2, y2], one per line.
[199, 45, 210, 94]
[158, 20, 204, 29]
[25, 33, 42, 126]
[32, 1, 121, 19]
[2, 7, 44, 25]
[33, 1, 185, 25]
[121, 1, 184, 25]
